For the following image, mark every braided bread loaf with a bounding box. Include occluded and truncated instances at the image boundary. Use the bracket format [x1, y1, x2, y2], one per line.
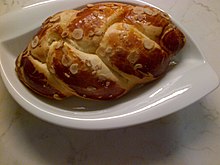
[15, 2, 185, 100]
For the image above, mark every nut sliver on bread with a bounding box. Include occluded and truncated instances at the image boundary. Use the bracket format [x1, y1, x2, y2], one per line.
[15, 2, 185, 100]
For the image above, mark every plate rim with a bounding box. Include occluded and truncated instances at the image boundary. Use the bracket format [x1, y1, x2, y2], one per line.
[0, 0, 219, 130]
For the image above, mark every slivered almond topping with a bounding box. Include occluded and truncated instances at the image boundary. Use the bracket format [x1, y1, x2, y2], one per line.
[119, 32, 128, 39]
[93, 11, 99, 17]
[53, 94, 61, 100]
[115, 47, 122, 53]
[134, 63, 143, 70]
[87, 4, 94, 7]
[92, 70, 97, 75]
[31, 36, 39, 48]
[143, 8, 153, 15]
[49, 15, 60, 23]
[133, 6, 144, 14]
[111, 6, 118, 9]
[143, 39, 155, 50]
[88, 30, 95, 37]
[105, 81, 110, 87]
[70, 63, 78, 75]
[55, 41, 64, 49]
[144, 8, 159, 16]
[85, 60, 92, 67]
[86, 86, 97, 91]
[61, 54, 72, 67]
[64, 73, 70, 78]
[99, 6, 106, 10]
[105, 47, 112, 54]
[127, 52, 139, 64]
[72, 28, 84, 40]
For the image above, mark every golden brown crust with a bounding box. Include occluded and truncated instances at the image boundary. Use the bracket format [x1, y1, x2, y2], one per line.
[15, 2, 185, 100]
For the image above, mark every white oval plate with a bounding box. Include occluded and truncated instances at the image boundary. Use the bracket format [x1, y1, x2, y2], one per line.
[0, 0, 219, 130]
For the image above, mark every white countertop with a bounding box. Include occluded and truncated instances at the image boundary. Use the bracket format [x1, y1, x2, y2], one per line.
[1, 0, 220, 164]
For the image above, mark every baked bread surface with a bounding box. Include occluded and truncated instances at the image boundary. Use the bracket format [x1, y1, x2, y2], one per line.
[15, 2, 185, 100]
